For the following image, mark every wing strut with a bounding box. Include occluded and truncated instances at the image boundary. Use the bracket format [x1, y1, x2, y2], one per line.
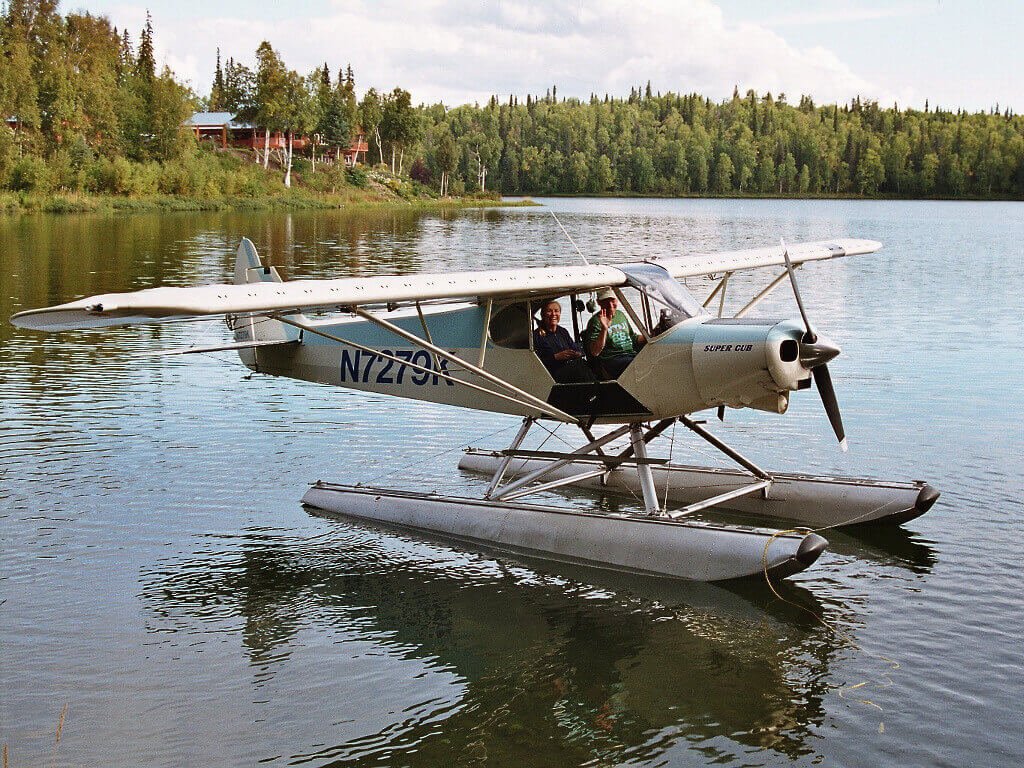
[733, 269, 792, 318]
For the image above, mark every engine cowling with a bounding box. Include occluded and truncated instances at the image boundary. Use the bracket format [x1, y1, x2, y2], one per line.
[622, 317, 840, 419]
[690, 318, 798, 414]
[691, 316, 839, 415]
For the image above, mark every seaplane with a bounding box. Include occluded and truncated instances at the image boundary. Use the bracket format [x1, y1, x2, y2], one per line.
[10, 233, 940, 582]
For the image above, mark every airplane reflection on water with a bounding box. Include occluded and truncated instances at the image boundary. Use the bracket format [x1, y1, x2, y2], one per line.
[134, 510, 934, 766]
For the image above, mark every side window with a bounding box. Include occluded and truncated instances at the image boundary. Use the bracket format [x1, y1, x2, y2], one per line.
[488, 301, 532, 349]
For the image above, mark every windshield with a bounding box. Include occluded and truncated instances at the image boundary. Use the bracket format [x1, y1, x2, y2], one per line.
[619, 263, 706, 334]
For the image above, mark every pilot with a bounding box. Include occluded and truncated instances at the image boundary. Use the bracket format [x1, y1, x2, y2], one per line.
[585, 288, 644, 378]
[533, 300, 596, 383]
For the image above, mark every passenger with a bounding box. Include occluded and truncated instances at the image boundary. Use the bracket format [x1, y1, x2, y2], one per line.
[533, 300, 596, 384]
[585, 288, 644, 378]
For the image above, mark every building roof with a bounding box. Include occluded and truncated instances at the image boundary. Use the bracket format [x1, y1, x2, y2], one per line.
[186, 111, 253, 129]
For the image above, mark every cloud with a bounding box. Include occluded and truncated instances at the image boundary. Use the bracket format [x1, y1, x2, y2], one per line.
[109, 0, 887, 106]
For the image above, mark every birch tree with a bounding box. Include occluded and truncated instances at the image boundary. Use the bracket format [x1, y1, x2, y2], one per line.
[281, 69, 315, 188]
[358, 88, 383, 166]
[249, 41, 287, 169]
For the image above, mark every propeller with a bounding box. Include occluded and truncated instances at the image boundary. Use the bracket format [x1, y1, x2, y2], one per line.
[781, 239, 848, 452]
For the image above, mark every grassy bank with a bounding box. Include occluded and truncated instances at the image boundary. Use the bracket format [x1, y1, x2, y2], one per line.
[0, 146, 535, 215]
[0, 188, 534, 214]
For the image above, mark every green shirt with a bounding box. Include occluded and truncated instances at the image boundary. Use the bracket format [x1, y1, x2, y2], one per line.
[584, 310, 638, 359]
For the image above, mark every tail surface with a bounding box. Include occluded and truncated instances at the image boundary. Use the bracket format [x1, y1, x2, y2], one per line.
[230, 238, 302, 366]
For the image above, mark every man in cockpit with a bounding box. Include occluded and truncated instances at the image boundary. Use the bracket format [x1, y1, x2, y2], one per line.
[585, 288, 644, 378]
[533, 300, 596, 383]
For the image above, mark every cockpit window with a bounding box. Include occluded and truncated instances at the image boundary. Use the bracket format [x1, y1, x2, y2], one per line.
[619, 262, 706, 334]
[488, 301, 532, 349]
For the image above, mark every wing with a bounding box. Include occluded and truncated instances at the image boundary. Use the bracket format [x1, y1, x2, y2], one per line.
[10, 237, 881, 332]
[11, 263, 627, 332]
[648, 238, 881, 278]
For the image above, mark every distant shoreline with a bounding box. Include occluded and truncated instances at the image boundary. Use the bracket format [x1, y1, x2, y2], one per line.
[503, 191, 1024, 203]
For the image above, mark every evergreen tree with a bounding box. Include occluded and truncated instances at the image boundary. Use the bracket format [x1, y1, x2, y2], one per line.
[136, 11, 155, 81]
[118, 29, 133, 81]
[210, 48, 224, 110]
[222, 58, 253, 113]
[317, 76, 350, 161]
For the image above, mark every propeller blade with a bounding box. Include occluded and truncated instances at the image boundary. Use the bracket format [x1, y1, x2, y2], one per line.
[717, 404, 725, 421]
[812, 364, 848, 452]
[780, 238, 817, 343]
[781, 238, 847, 451]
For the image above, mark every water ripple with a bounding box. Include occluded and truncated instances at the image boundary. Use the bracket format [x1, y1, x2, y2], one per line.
[1, 201, 1021, 767]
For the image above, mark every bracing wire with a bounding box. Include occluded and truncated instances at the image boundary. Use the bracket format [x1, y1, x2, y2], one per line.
[550, 211, 590, 266]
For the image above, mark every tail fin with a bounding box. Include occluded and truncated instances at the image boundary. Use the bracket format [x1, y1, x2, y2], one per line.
[230, 239, 301, 364]
[234, 236, 285, 286]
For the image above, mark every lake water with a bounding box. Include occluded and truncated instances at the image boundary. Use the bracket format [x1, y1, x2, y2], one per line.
[1, 198, 1021, 767]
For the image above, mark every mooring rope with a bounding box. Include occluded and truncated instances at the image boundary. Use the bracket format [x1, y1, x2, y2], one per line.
[761, 519, 903, 733]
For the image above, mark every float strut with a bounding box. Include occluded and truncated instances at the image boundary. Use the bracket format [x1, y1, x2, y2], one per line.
[490, 424, 633, 501]
[484, 417, 534, 499]
[680, 416, 772, 481]
[630, 423, 662, 516]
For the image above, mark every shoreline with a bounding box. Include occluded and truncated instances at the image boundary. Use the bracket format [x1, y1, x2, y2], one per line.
[504, 191, 1024, 203]
[3, 189, 1019, 216]
[0, 191, 538, 216]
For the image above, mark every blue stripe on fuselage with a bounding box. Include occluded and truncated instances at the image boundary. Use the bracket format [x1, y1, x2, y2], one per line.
[304, 304, 485, 349]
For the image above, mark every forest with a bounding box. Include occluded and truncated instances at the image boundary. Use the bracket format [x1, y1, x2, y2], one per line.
[2, 1, 1023, 204]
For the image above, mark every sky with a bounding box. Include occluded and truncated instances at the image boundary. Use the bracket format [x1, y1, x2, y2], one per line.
[64, 0, 1023, 112]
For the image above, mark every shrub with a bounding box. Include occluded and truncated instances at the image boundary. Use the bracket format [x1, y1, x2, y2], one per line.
[9, 155, 48, 192]
[0, 128, 17, 187]
[85, 157, 116, 193]
[347, 165, 368, 187]
[469, 189, 502, 200]
[134, 162, 161, 195]
[68, 135, 94, 170]
[46, 150, 81, 192]
[0, 191, 20, 212]
[409, 158, 431, 184]
[236, 166, 267, 197]
[158, 157, 209, 195]
[111, 156, 135, 194]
